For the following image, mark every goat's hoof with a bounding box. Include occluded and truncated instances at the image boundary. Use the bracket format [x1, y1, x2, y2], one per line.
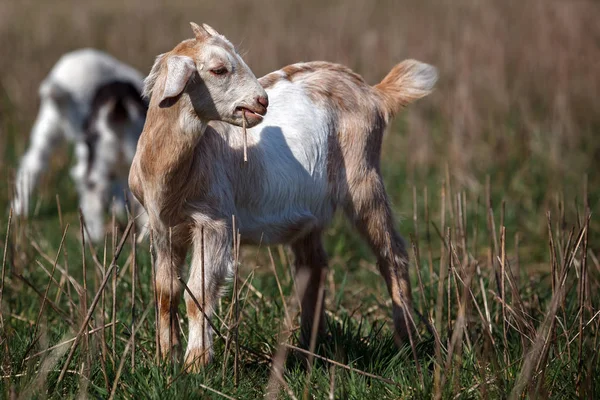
[184, 348, 212, 372]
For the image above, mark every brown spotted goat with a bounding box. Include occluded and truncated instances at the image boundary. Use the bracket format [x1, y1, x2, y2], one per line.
[129, 22, 437, 371]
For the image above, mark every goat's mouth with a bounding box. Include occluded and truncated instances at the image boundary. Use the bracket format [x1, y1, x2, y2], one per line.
[235, 106, 266, 125]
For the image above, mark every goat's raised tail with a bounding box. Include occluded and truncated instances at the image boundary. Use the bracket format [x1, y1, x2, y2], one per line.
[375, 60, 438, 119]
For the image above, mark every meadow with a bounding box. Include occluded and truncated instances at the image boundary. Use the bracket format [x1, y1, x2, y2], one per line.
[0, 0, 599, 398]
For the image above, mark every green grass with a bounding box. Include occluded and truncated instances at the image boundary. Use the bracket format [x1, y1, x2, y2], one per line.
[0, 132, 598, 399]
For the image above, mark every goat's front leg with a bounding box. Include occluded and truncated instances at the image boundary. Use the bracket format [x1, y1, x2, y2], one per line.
[184, 223, 232, 372]
[154, 237, 188, 362]
[13, 100, 64, 216]
[78, 147, 110, 243]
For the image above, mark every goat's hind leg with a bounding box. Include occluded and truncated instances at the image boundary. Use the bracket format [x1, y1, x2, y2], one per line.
[344, 173, 414, 343]
[291, 231, 329, 348]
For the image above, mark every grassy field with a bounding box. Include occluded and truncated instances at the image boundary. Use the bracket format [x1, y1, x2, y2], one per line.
[1, 0, 599, 398]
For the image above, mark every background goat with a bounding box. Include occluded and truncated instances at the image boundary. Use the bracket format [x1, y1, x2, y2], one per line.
[12, 48, 147, 241]
[130, 23, 437, 371]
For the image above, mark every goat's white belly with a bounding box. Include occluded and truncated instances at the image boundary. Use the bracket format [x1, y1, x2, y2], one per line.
[235, 79, 333, 244]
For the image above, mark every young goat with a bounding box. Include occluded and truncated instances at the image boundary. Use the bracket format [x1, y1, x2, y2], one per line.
[12, 49, 147, 241]
[130, 22, 437, 371]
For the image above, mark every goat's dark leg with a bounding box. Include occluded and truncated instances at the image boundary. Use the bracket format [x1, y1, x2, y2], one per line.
[291, 231, 329, 348]
[344, 171, 414, 342]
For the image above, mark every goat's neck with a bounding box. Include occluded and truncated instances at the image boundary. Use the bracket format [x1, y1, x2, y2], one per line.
[136, 104, 208, 220]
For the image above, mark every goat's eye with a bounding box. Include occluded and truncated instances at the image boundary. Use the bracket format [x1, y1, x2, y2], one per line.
[210, 67, 228, 76]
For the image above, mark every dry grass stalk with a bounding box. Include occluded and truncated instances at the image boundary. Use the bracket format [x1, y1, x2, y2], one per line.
[99, 234, 109, 390]
[242, 113, 248, 162]
[268, 247, 292, 327]
[55, 194, 63, 229]
[131, 231, 136, 372]
[168, 226, 174, 366]
[433, 225, 448, 397]
[109, 303, 152, 400]
[1, 208, 13, 330]
[149, 229, 161, 361]
[510, 221, 587, 399]
[111, 208, 118, 368]
[178, 277, 224, 340]
[15, 273, 73, 326]
[57, 220, 133, 384]
[302, 267, 327, 399]
[284, 344, 403, 389]
[445, 164, 455, 227]
[412, 186, 427, 310]
[53, 195, 67, 316]
[410, 237, 427, 317]
[24, 321, 118, 361]
[60, 218, 75, 324]
[221, 219, 237, 379]
[446, 230, 452, 336]
[19, 331, 72, 398]
[500, 226, 510, 369]
[32, 224, 69, 341]
[401, 294, 424, 388]
[29, 238, 82, 295]
[266, 269, 308, 400]
[35, 260, 76, 307]
[196, 384, 238, 400]
[232, 215, 240, 386]
[200, 226, 205, 368]
[78, 210, 91, 374]
[576, 209, 590, 394]
[439, 256, 477, 395]
[424, 187, 435, 285]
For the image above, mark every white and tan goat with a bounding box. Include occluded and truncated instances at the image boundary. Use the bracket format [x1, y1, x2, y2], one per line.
[130, 22, 437, 371]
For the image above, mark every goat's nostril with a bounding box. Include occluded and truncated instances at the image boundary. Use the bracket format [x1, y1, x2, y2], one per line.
[257, 96, 269, 108]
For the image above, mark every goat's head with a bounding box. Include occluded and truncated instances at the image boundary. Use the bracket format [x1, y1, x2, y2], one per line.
[145, 22, 268, 128]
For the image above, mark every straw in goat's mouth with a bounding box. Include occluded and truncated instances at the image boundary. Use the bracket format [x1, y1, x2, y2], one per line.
[242, 113, 248, 163]
[237, 107, 261, 118]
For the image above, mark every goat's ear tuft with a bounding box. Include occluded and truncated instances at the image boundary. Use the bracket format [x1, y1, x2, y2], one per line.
[159, 55, 196, 107]
[190, 22, 210, 41]
[202, 24, 220, 37]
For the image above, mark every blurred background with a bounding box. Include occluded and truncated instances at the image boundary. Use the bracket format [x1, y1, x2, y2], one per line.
[0, 0, 598, 251]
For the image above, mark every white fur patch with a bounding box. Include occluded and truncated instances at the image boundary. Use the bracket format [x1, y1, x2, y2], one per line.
[233, 79, 333, 244]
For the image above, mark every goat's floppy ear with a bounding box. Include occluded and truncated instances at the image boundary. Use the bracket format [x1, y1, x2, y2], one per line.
[190, 22, 210, 41]
[159, 55, 196, 107]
